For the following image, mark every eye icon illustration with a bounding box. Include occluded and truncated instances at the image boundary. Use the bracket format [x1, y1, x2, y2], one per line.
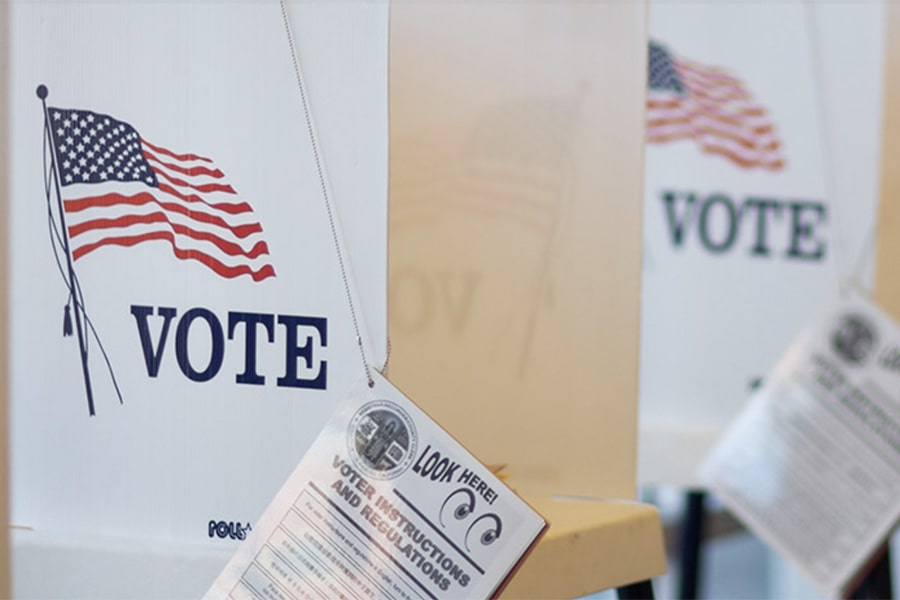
[465, 513, 502, 550]
[440, 488, 475, 526]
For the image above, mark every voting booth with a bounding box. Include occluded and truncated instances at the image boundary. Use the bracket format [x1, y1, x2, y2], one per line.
[639, 1, 885, 489]
[9, 3, 388, 597]
[636, 3, 887, 597]
[388, 3, 666, 597]
[666, 5, 891, 597]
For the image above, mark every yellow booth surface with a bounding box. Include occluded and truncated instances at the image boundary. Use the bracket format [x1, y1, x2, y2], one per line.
[389, 3, 666, 596]
[876, 1, 900, 321]
[499, 498, 664, 599]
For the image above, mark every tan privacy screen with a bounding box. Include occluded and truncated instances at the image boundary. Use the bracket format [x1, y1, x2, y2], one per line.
[876, 3, 900, 320]
[388, 3, 648, 499]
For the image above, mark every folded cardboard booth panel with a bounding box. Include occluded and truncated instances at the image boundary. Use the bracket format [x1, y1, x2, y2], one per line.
[638, 1, 886, 487]
[388, 3, 665, 597]
[11, 3, 388, 597]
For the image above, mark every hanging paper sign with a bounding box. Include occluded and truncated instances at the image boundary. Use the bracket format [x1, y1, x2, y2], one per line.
[700, 290, 900, 598]
[204, 371, 547, 600]
[638, 2, 867, 485]
[10, 2, 387, 545]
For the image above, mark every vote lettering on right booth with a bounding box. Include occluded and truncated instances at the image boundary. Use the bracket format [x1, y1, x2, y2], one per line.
[659, 191, 826, 260]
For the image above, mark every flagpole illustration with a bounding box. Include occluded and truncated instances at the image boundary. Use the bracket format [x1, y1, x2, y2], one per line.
[37, 84, 96, 416]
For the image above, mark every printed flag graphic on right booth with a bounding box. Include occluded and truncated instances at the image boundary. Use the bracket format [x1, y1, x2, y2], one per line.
[647, 40, 785, 171]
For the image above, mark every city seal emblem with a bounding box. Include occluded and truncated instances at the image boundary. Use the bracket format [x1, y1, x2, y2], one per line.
[831, 313, 878, 366]
[348, 400, 418, 480]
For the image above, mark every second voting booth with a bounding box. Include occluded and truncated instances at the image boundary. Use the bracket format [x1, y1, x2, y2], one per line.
[388, 3, 666, 597]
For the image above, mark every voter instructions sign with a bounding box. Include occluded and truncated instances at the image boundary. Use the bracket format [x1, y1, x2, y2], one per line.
[701, 291, 900, 597]
[206, 371, 546, 600]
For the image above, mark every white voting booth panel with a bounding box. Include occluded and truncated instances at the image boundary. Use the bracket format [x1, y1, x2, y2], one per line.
[639, 2, 884, 486]
[10, 3, 387, 598]
[388, 3, 667, 597]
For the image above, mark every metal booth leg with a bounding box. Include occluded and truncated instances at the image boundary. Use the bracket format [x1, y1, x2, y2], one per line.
[617, 579, 655, 600]
[850, 544, 893, 600]
[678, 490, 707, 600]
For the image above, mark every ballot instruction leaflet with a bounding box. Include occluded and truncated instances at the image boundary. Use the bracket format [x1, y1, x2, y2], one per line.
[205, 370, 547, 600]
[702, 290, 900, 597]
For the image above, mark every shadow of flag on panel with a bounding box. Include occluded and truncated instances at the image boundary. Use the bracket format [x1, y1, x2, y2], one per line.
[647, 40, 786, 171]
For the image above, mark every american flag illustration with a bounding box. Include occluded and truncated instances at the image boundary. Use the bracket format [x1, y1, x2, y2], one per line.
[647, 40, 785, 171]
[46, 106, 276, 281]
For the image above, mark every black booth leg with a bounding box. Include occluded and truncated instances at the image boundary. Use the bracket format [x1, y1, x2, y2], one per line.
[679, 490, 707, 600]
[617, 579, 655, 600]
[850, 545, 893, 600]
